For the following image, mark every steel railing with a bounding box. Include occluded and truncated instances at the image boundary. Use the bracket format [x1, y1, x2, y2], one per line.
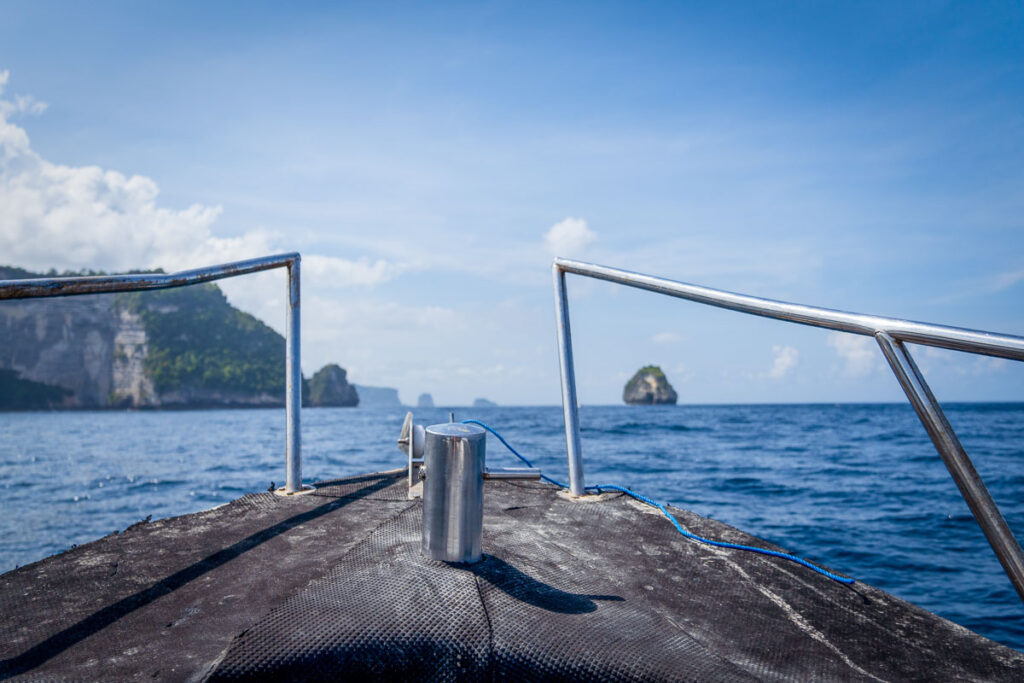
[0, 253, 306, 494]
[552, 257, 1024, 602]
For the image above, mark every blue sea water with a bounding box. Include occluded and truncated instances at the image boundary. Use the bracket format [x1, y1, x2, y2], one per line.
[1, 403, 1022, 651]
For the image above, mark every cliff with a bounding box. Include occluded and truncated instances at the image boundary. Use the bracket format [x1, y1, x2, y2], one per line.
[1, 290, 120, 408]
[0, 368, 72, 409]
[354, 385, 402, 407]
[114, 284, 285, 407]
[0, 266, 355, 410]
[305, 364, 359, 407]
[623, 365, 678, 405]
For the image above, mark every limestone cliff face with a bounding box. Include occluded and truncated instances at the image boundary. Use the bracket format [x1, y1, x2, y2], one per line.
[111, 307, 156, 407]
[1, 266, 361, 410]
[623, 365, 678, 405]
[0, 296, 117, 407]
[1, 267, 286, 409]
[354, 385, 402, 407]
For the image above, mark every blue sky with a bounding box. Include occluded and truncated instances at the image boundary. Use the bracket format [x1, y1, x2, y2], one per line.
[1, 1, 1022, 404]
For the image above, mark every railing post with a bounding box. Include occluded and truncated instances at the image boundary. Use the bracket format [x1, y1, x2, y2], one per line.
[547, 259, 1024, 600]
[0, 252, 309, 496]
[875, 331, 1024, 601]
[285, 256, 303, 493]
[552, 262, 585, 496]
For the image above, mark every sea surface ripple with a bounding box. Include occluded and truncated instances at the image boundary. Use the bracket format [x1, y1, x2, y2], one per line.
[1, 403, 1022, 651]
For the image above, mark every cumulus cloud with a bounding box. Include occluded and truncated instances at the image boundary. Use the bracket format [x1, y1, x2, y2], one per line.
[544, 217, 596, 255]
[0, 76, 234, 272]
[767, 345, 798, 378]
[0, 72, 399, 290]
[0, 71, 47, 119]
[292, 293, 548, 402]
[303, 254, 402, 287]
[651, 331, 682, 344]
[827, 332, 880, 377]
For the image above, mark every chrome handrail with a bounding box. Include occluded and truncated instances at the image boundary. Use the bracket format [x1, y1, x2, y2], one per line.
[552, 257, 1024, 602]
[0, 253, 306, 494]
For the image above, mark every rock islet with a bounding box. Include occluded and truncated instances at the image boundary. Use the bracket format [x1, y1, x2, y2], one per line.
[623, 365, 677, 405]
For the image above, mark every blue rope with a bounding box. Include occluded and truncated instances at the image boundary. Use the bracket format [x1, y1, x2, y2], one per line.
[461, 419, 566, 487]
[586, 483, 855, 585]
[462, 418, 855, 586]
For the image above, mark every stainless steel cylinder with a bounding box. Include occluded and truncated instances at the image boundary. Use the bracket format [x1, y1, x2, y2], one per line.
[422, 422, 485, 564]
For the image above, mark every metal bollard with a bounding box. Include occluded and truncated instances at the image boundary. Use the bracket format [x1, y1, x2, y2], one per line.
[421, 422, 540, 564]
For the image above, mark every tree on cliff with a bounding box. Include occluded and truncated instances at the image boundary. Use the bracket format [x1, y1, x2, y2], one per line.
[1, 265, 360, 409]
[117, 284, 284, 398]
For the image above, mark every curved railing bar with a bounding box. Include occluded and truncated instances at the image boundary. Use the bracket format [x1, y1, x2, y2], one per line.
[554, 258, 1024, 361]
[0, 253, 298, 300]
[552, 257, 1024, 602]
[0, 253, 306, 494]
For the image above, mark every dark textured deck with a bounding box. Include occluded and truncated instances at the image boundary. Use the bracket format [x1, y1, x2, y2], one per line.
[1, 469, 1021, 681]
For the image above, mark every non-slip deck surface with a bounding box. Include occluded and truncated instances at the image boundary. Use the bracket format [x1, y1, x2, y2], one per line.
[1, 470, 1021, 681]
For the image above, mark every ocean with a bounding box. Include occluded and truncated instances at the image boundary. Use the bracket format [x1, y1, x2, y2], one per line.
[1, 403, 1022, 651]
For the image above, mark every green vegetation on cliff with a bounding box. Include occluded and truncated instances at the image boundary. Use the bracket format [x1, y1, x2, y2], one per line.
[305, 363, 359, 407]
[0, 265, 39, 280]
[0, 265, 164, 280]
[634, 365, 666, 379]
[2, 264, 359, 408]
[116, 284, 284, 396]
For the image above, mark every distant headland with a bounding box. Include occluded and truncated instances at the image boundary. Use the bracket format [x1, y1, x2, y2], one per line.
[0, 265, 362, 410]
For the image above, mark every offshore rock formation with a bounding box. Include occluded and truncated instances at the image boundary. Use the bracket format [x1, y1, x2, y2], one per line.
[417, 393, 435, 408]
[304, 364, 359, 407]
[0, 265, 354, 410]
[353, 385, 402, 407]
[623, 365, 678, 405]
[472, 398, 497, 408]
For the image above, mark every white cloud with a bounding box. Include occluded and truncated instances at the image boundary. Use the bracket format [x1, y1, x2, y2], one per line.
[651, 331, 682, 344]
[303, 254, 402, 287]
[767, 345, 798, 379]
[827, 332, 880, 377]
[1, 71, 419, 400]
[284, 293, 554, 404]
[933, 266, 1024, 303]
[919, 345, 1010, 376]
[988, 268, 1024, 293]
[0, 70, 47, 119]
[0, 77, 235, 273]
[544, 217, 596, 255]
[0, 73, 399, 287]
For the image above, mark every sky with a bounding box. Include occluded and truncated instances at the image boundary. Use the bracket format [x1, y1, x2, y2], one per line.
[1, 1, 1022, 405]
